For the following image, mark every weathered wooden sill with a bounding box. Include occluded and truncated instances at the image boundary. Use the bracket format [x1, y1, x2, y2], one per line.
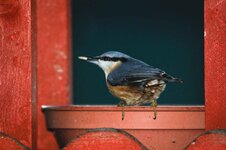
[42, 105, 205, 129]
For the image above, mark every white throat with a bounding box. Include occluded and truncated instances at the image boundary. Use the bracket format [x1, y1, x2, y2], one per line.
[97, 60, 122, 78]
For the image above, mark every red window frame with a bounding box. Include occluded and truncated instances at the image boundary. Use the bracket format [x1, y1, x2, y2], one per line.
[37, 0, 226, 148]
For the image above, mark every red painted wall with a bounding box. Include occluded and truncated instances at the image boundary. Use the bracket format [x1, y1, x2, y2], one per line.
[36, 0, 71, 149]
[205, 0, 226, 130]
[0, 0, 33, 148]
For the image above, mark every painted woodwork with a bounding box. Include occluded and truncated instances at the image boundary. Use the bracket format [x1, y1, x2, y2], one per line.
[205, 0, 226, 130]
[0, 0, 33, 148]
[36, 0, 71, 149]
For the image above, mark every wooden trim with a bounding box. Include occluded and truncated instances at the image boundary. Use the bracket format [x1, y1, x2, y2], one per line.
[42, 105, 204, 111]
[31, 0, 37, 149]
[36, 0, 71, 149]
[204, 0, 226, 130]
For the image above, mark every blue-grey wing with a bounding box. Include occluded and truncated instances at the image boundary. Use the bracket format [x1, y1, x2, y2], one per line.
[107, 60, 162, 86]
[107, 59, 182, 86]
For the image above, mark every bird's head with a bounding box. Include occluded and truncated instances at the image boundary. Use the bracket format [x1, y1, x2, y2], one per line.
[78, 51, 130, 77]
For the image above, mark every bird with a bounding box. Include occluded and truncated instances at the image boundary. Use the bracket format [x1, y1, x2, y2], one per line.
[78, 51, 183, 120]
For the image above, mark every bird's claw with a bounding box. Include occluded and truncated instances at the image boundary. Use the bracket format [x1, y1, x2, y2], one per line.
[151, 99, 158, 120]
[118, 101, 125, 120]
[122, 108, 125, 120]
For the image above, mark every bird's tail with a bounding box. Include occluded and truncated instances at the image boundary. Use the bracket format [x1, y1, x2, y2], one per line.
[163, 74, 183, 83]
[170, 77, 183, 83]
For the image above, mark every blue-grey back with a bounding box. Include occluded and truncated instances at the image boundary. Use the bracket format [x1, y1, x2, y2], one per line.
[107, 58, 165, 86]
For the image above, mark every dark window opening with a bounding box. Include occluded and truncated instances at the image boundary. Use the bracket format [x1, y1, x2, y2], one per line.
[72, 0, 204, 105]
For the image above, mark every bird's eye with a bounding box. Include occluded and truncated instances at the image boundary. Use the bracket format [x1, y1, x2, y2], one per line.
[101, 56, 110, 61]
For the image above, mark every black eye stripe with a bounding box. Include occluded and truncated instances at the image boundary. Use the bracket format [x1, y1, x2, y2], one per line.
[99, 56, 110, 61]
[99, 57, 127, 62]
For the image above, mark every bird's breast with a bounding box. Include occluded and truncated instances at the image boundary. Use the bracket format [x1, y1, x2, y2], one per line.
[106, 82, 142, 104]
[106, 80, 166, 106]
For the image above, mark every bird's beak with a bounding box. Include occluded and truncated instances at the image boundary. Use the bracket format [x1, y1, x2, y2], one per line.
[78, 56, 98, 64]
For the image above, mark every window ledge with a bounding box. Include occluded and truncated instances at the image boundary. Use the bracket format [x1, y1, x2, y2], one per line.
[42, 105, 205, 149]
[42, 105, 205, 130]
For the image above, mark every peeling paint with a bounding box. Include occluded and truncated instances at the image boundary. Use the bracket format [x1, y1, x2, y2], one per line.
[57, 51, 67, 59]
[57, 76, 63, 80]
[36, 0, 71, 149]
[54, 64, 64, 73]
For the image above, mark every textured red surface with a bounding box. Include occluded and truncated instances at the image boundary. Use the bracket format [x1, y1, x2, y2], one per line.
[205, 0, 226, 130]
[0, 0, 32, 148]
[0, 138, 26, 150]
[63, 130, 147, 150]
[0, 133, 29, 150]
[36, 0, 71, 149]
[187, 132, 226, 150]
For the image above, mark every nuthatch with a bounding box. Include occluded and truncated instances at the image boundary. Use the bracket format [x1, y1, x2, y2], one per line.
[79, 51, 183, 120]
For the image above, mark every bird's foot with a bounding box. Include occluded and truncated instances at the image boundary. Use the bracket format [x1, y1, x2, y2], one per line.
[151, 99, 158, 120]
[122, 106, 125, 120]
[117, 101, 125, 120]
